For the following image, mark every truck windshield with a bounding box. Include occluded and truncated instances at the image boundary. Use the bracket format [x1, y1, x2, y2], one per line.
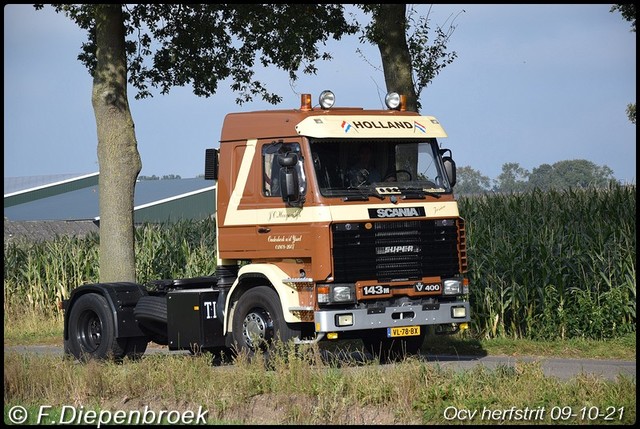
[309, 139, 452, 198]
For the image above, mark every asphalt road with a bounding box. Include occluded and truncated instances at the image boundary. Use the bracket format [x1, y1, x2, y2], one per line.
[421, 354, 636, 381]
[4, 345, 635, 381]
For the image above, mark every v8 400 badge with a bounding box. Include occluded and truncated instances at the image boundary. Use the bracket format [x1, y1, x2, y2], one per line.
[414, 282, 441, 292]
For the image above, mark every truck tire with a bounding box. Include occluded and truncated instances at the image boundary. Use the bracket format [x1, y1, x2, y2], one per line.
[66, 293, 130, 361]
[231, 286, 298, 356]
[362, 328, 426, 364]
[133, 296, 168, 345]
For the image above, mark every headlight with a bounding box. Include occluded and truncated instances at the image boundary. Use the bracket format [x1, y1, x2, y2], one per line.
[443, 279, 463, 295]
[317, 284, 355, 304]
[332, 285, 353, 302]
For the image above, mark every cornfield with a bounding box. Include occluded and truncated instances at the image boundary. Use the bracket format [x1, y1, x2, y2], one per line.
[460, 183, 636, 340]
[3, 184, 636, 341]
[3, 218, 217, 316]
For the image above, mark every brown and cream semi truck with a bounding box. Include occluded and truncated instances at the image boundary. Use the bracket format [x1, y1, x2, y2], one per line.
[62, 90, 470, 363]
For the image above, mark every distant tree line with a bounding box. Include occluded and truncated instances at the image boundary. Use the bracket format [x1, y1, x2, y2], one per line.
[455, 159, 620, 195]
[137, 174, 182, 181]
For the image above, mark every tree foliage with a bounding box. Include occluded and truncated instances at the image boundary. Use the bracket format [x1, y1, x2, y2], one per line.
[528, 160, 615, 191]
[39, 4, 358, 104]
[405, 5, 463, 111]
[494, 162, 529, 193]
[455, 166, 492, 195]
[610, 4, 636, 32]
[610, 4, 636, 125]
[626, 103, 636, 125]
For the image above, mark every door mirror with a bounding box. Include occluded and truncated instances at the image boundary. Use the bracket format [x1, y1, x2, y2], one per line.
[278, 153, 304, 206]
[442, 156, 456, 187]
[204, 148, 218, 180]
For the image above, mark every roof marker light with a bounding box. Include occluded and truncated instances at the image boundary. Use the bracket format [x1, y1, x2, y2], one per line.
[301, 93, 312, 111]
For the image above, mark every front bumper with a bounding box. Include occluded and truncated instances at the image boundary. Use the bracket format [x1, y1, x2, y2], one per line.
[314, 301, 470, 332]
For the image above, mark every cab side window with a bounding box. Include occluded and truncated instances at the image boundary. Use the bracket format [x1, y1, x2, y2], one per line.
[263, 149, 280, 197]
[262, 142, 305, 198]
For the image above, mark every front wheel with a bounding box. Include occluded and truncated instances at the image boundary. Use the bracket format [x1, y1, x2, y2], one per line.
[231, 286, 298, 356]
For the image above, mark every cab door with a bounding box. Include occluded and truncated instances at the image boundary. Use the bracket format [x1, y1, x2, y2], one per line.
[253, 140, 312, 259]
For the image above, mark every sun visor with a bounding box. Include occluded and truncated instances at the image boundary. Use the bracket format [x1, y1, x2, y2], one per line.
[295, 115, 447, 139]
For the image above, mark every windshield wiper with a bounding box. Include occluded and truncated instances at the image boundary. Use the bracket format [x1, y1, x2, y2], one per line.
[400, 187, 442, 199]
[401, 193, 426, 200]
[342, 195, 369, 201]
[342, 186, 385, 201]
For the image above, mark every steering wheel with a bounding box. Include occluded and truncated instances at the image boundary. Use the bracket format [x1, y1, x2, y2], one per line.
[383, 169, 412, 182]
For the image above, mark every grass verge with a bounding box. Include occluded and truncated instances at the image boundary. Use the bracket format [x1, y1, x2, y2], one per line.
[3, 342, 636, 425]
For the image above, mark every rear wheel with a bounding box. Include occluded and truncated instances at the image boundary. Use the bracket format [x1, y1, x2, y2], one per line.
[66, 293, 146, 361]
[231, 286, 298, 357]
[362, 328, 426, 364]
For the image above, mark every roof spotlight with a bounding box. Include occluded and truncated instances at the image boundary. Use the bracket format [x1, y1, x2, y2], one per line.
[385, 92, 401, 110]
[319, 90, 335, 109]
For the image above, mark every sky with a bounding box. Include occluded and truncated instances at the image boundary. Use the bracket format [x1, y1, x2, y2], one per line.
[4, 4, 637, 184]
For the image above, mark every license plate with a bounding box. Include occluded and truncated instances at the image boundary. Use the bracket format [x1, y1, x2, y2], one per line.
[388, 326, 420, 337]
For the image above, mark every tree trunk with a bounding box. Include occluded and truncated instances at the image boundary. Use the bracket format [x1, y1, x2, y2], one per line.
[92, 5, 141, 282]
[373, 4, 419, 113]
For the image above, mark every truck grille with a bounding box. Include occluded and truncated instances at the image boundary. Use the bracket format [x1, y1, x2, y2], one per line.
[332, 218, 466, 282]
